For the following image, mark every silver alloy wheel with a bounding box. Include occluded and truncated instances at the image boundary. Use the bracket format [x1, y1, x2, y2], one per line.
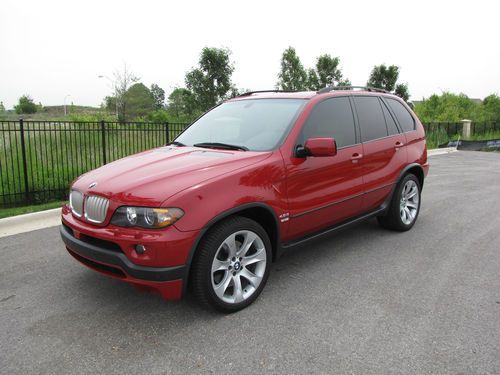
[400, 180, 419, 225]
[211, 230, 267, 304]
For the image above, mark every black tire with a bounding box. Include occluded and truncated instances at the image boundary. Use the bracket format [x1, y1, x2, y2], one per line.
[190, 216, 272, 313]
[377, 173, 421, 232]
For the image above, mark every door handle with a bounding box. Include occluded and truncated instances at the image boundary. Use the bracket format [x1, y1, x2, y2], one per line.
[350, 153, 363, 163]
[395, 141, 404, 149]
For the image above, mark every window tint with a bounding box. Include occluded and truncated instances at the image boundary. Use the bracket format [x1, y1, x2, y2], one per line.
[386, 98, 415, 132]
[381, 101, 400, 135]
[354, 96, 388, 142]
[301, 97, 356, 148]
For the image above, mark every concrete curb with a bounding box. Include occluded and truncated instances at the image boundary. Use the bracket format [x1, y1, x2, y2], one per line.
[428, 147, 458, 156]
[0, 207, 62, 238]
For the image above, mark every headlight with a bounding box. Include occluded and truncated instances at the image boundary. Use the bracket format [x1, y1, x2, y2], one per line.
[111, 207, 184, 229]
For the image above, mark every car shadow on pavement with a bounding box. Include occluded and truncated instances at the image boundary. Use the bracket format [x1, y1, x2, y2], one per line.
[64, 218, 390, 322]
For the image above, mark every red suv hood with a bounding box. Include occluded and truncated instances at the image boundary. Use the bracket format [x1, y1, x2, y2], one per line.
[72, 146, 271, 206]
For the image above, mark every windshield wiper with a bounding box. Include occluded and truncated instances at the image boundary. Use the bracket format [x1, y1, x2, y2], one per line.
[193, 142, 248, 151]
[167, 141, 186, 147]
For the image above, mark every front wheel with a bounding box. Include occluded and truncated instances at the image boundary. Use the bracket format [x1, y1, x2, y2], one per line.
[377, 173, 421, 231]
[190, 216, 271, 313]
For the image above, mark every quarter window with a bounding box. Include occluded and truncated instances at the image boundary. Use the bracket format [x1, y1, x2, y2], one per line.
[386, 98, 415, 132]
[354, 96, 388, 142]
[301, 97, 356, 148]
[381, 101, 400, 136]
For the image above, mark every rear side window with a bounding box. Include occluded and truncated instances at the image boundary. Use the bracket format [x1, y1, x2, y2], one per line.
[381, 101, 400, 136]
[386, 98, 415, 132]
[301, 97, 356, 148]
[354, 96, 388, 142]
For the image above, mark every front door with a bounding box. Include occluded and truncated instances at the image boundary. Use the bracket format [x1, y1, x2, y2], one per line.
[284, 96, 365, 241]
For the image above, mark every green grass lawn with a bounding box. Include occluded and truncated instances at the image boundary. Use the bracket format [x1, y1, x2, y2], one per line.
[0, 121, 188, 208]
[0, 200, 65, 219]
[425, 129, 500, 149]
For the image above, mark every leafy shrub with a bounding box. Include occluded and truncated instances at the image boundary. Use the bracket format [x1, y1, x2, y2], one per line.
[15, 95, 38, 114]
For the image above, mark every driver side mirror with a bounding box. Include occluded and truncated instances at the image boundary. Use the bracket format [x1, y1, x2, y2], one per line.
[296, 137, 337, 158]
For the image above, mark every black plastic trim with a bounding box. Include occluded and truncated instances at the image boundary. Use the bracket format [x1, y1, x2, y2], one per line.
[282, 205, 387, 249]
[60, 225, 185, 282]
[399, 163, 425, 188]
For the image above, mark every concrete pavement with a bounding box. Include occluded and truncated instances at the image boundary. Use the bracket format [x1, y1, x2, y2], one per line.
[1, 151, 499, 374]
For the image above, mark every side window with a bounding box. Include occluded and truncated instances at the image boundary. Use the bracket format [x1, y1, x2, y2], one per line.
[354, 96, 388, 142]
[301, 97, 356, 148]
[381, 100, 400, 136]
[386, 98, 415, 132]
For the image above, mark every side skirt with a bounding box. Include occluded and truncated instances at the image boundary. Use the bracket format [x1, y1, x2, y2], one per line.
[280, 205, 387, 251]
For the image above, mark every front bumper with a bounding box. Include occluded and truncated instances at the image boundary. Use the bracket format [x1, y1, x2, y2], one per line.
[61, 224, 186, 300]
[60, 204, 199, 300]
[60, 224, 185, 282]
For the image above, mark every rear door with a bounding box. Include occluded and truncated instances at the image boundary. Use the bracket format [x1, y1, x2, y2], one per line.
[285, 96, 365, 240]
[352, 95, 407, 211]
[384, 97, 422, 163]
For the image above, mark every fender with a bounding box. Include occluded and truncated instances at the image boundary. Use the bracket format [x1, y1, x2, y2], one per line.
[181, 202, 280, 295]
[398, 163, 425, 188]
[379, 162, 425, 218]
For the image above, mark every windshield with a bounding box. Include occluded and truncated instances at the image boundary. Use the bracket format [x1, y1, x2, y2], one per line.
[175, 99, 307, 151]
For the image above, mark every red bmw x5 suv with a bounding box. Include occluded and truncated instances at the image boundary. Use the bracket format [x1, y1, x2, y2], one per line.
[60, 86, 429, 312]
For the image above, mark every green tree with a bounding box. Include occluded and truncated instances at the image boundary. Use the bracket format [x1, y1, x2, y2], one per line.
[123, 83, 155, 119]
[150, 83, 165, 110]
[14, 95, 38, 114]
[277, 49, 350, 91]
[276, 47, 308, 91]
[0, 101, 5, 113]
[308, 54, 351, 90]
[167, 87, 196, 120]
[394, 83, 410, 102]
[104, 96, 117, 113]
[185, 47, 235, 113]
[367, 64, 410, 101]
[413, 92, 481, 123]
[481, 94, 500, 122]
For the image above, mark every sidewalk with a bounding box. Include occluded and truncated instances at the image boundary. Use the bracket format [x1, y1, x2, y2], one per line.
[0, 207, 61, 238]
[428, 147, 457, 156]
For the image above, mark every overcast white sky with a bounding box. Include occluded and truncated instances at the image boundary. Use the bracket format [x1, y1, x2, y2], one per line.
[1, 0, 499, 108]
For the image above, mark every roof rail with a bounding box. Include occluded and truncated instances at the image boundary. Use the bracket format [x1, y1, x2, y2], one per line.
[317, 86, 391, 94]
[236, 90, 294, 97]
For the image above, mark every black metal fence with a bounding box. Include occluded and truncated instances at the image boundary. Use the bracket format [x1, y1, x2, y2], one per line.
[1, 120, 499, 208]
[422, 121, 500, 136]
[422, 122, 499, 149]
[0, 120, 189, 207]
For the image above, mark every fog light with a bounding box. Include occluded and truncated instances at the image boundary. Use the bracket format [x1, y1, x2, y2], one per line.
[135, 244, 146, 254]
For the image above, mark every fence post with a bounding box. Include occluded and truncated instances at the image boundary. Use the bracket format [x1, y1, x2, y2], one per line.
[461, 119, 472, 139]
[19, 119, 30, 203]
[101, 120, 107, 165]
[165, 122, 170, 144]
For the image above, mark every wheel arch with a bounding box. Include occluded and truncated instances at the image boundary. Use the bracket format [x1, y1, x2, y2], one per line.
[182, 203, 280, 294]
[400, 163, 425, 189]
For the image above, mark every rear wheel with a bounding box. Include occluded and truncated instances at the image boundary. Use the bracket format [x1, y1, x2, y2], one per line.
[190, 216, 271, 313]
[377, 173, 421, 231]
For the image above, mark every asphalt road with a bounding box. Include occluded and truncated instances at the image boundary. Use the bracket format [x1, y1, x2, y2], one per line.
[1, 151, 499, 374]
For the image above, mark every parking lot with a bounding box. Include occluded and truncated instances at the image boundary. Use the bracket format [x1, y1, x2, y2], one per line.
[1, 151, 499, 374]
